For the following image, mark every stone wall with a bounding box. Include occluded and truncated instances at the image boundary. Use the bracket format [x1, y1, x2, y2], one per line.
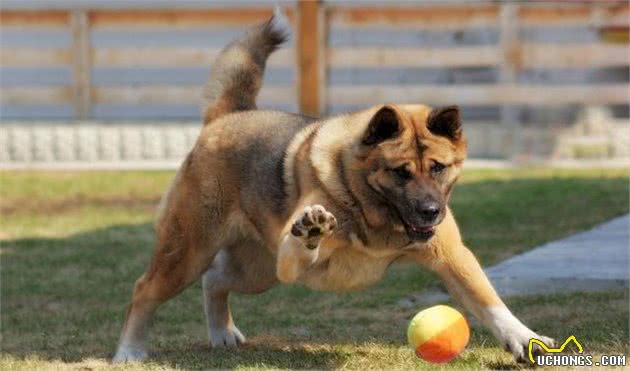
[0, 122, 200, 165]
[1, 109, 628, 168]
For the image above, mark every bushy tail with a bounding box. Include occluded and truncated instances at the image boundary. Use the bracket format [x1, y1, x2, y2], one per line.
[202, 8, 289, 125]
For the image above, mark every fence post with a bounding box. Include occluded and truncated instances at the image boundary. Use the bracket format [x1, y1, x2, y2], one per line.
[71, 10, 91, 119]
[499, 3, 521, 160]
[297, 0, 326, 117]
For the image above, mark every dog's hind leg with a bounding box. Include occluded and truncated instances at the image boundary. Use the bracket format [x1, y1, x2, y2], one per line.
[202, 250, 245, 348]
[114, 245, 217, 362]
[114, 166, 227, 362]
[203, 287, 245, 348]
[202, 241, 278, 348]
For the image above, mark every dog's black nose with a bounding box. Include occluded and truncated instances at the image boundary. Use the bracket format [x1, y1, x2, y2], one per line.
[419, 201, 440, 223]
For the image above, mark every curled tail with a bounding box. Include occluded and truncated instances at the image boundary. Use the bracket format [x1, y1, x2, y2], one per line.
[202, 9, 289, 125]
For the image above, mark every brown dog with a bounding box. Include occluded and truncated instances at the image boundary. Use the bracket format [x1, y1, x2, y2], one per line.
[113, 11, 554, 364]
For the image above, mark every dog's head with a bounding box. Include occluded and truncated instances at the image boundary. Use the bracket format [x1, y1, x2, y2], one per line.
[354, 104, 466, 242]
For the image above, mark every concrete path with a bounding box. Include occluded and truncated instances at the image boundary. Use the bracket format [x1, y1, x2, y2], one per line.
[486, 214, 629, 297]
[402, 214, 629, 306]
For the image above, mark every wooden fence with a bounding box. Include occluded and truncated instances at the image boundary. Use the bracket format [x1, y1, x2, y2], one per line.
[1, 1, 628, 120]
[321, 2, 629, 124]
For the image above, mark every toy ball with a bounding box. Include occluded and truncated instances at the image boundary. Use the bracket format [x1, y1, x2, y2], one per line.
[407, 305, 470, 363]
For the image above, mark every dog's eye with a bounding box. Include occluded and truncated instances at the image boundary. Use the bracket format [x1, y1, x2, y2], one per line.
[392, 165, 413, 180]
[430, 161, 446, 176]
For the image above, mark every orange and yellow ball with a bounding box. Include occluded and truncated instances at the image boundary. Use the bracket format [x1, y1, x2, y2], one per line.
[407, 305, 470, 363]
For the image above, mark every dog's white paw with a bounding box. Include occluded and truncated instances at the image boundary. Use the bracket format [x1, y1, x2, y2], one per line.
[290, 205, 337, 249]
[486, 306, 555, 363]
[112, 344, 148, 363]
[209, 325, 246, 348]
[502, 328, 555, 363]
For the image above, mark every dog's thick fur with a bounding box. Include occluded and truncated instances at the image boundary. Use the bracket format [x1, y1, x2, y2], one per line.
[114, 12, 554, 364]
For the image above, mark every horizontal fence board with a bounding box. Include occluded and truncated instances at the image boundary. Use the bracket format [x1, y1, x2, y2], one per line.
[2, 4, 626, 31]
[521, 43, 630, 68]
[89, 68, 294, 86]
[0, 48, 71, 66]
[90, 8, 294, 28]
[89, 29, 252, 48]
[93, 86, 296, 105]
[327, 84, 630, 105]
[1, 87, 73, 104]
[94, 86, 201, 105]
[328, 46, 500, 67]
[0, 10, 69, 27]
[328, 43, 630, 69]
[327, 5, 499, 28]
[328, 3, 629, 28]
[92, 47, 294, 67]
[519, 4, 630, 27]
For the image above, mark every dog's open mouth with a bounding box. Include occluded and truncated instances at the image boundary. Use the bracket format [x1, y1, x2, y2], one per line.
[386, 203, 437, 242]
[403, 222, 435, 242]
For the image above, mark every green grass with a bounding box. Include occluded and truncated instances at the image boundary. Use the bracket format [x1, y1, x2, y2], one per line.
[1, 168, 628, 370]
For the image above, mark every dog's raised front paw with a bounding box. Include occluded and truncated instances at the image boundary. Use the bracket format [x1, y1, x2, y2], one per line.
[290, 205, 337, 249]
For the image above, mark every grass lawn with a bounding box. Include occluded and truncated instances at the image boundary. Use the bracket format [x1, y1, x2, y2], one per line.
[1, 168, 628, 370]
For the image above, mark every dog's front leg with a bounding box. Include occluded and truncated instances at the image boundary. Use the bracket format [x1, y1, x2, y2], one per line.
[276, 205, 337, 283]
[415, 210, 554, 363]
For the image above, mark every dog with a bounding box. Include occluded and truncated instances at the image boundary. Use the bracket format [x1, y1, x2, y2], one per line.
[113, 10, 554, 364]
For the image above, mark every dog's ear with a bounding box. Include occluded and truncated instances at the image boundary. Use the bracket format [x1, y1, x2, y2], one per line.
[427, 106, 462, 141]
[362, 106, 403, 146]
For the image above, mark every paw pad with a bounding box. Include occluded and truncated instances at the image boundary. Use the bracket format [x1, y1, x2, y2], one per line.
[291, 205, 337, 245]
